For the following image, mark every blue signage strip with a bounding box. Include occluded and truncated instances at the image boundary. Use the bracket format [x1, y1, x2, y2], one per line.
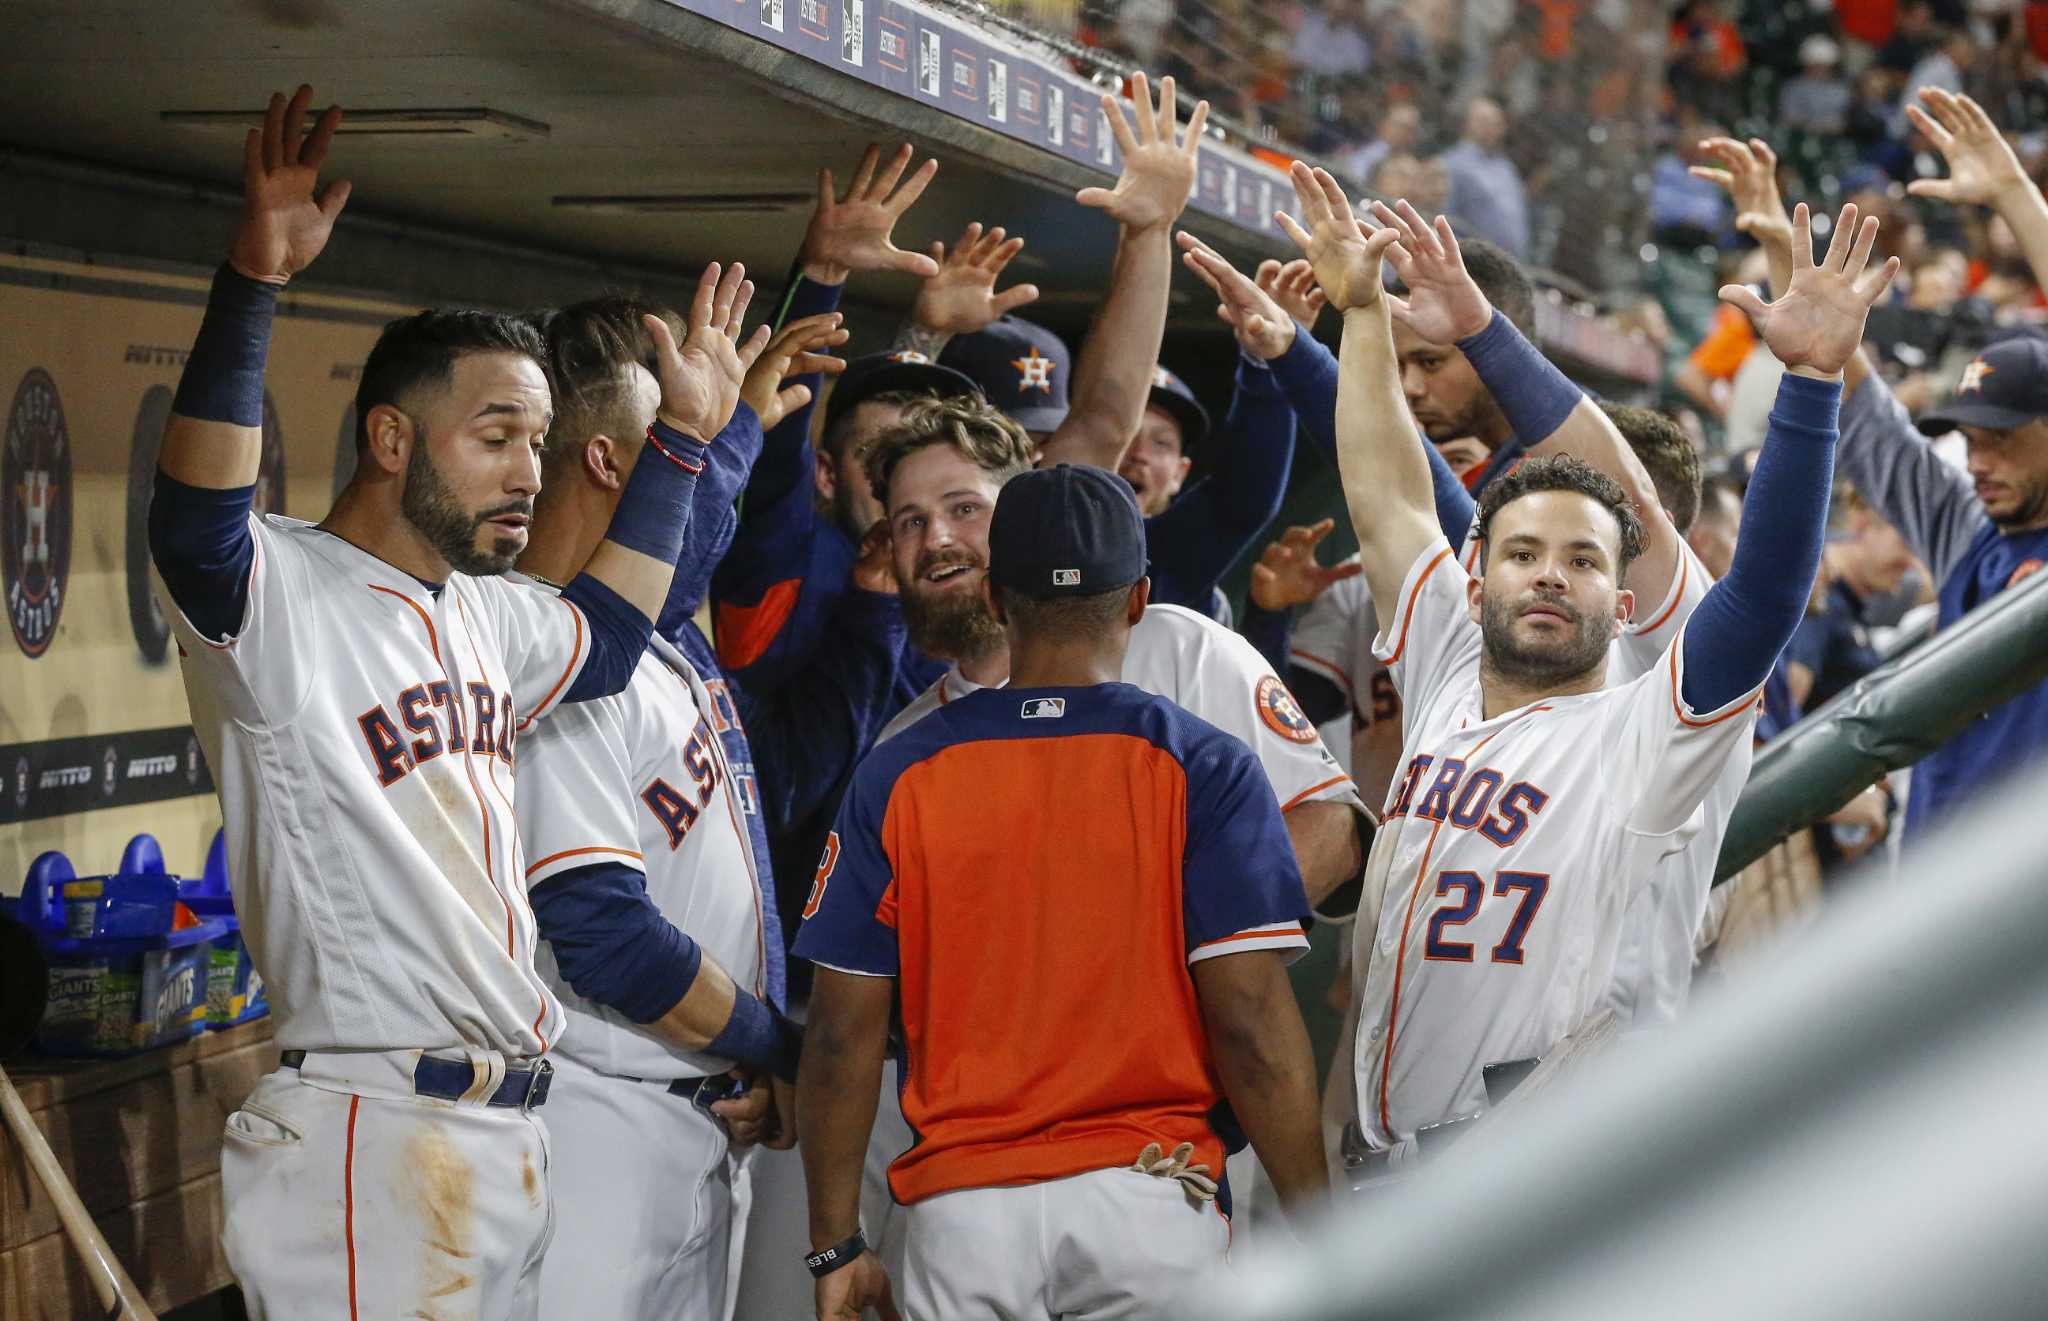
[663, 0, 1298, 235]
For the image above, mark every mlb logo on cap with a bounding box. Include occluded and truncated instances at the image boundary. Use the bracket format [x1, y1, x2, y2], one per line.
[1020, 697, 1067, 719]
[1053, 569, 1081, 586]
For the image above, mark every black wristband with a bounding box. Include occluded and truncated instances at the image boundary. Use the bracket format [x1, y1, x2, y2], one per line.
[805, 1228, 867, 1278]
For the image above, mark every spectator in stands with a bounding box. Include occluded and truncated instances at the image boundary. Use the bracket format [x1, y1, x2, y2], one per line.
[1668, 0, 1747, 118]
[1649, 128, 1737, 247]
[1440, 96, 1530, 260]
[1899, 26, 1980, 126]
[1372, 152, 1449, 218]
[1342, 102, 1420, 190]
[1787, 486, 1919, 713]
[1876, 0, 1942, 77]
[1291, 0, 1373, 80]
[1778, 34, 1852, 136]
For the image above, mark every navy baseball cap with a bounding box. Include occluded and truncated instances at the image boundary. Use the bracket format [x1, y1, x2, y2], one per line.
[1146, 365, 1211, 450]
[1916, 337, 2048, 436]
[821, 350, 982, 438]
[940, 315, 1072, 433]
[988, 464, 1146, 599]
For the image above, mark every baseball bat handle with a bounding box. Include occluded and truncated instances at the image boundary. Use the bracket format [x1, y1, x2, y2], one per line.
[0, 1062, 159, 1319]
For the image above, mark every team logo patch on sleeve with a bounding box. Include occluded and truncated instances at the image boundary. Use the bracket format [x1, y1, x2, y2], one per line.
[1021, 697, 1066, 719]
[1255, 674, 1318, 744]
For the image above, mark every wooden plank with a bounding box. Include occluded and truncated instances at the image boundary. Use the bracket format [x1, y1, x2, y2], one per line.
[0, 1035, 271, 1253]
[0, 1170, 231, 1320]
[6, 1019, 272, 1113]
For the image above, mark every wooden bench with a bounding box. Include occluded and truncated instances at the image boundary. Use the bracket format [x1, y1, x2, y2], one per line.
[1, 1020, 272, 1319]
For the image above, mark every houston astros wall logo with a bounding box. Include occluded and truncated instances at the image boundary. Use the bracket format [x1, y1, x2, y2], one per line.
[1255, 674, 1318, 744]
[1012, 347, 1056, 392]
[4, 369, 73, 659]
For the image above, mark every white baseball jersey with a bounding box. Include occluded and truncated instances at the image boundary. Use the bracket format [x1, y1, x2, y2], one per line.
[516, 616, 768, 1079]
[1289, 561, 1394, 733]
[879, 603, 1362, 818]
[1352, 539, 1758, 1148]
[1604, 539, 1745, 1025]
[164, 515, 589, 1056]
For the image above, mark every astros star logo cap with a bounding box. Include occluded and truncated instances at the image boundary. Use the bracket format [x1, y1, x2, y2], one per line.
[1012, 347, 1056, 392]
[1959, 357, 1994, 394]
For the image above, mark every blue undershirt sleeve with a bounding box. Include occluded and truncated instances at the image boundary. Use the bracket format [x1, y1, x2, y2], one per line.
[1680, 373, 1842, 712]
[147, 472, 257, 642]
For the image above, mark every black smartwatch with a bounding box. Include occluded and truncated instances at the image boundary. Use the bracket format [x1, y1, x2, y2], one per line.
[805, 1228, 868, 1278]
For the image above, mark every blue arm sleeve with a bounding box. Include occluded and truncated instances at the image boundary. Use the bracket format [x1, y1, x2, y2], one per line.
[1269, 332, 1475, 547]
[532, 860, 800, 1078]
[1142, 355, 1297, 611]
[1680, 374, 1842, 712]
[731, 586, 909, 835]
[147, 471, 256, 642]
[742, 275, 844, 519]
[559, 575, 652, 704]
[1452, 311, 1583, 447]
[659, 404, 767, 635]
[1238, 600, 1294, 678]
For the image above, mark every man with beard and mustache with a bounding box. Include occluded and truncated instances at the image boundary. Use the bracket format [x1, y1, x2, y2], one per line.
[1279, 163, 1894, 1168]
[842, 395, 1367, 1261]
[146, 88, 760, 1318]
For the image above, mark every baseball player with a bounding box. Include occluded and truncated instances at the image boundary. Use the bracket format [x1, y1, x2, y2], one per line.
[794, 464, 1326, 1321]
[147, 88, 761, 1318]
[510, 300, 805, 1321]
[1276, 167, 1894, 1161]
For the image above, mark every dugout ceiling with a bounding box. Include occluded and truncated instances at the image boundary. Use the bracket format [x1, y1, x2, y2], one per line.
[0, 0, 1299, 330]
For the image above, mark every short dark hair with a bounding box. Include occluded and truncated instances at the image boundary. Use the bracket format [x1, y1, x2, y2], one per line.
[354, 310, 547, 452]
[823, 388, 927, 462]
[1475, 454, 1647, 579]
[1600, 403, 1702, 535]
[533, 296, 662, 472]
[995, 584, 1131, 644]
[1386, 236, 1536, 338]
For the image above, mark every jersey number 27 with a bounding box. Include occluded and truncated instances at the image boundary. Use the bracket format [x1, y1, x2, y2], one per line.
[1423, 870, 1548, 964]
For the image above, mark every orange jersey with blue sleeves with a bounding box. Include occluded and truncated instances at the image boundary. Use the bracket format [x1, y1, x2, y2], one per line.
[793, 682, 1310, 1206]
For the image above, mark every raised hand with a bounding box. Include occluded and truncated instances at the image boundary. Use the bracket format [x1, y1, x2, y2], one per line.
[910, 222, 1041, 335]
[1366, 199, 1493, 343]
[1257, 258, 1327, 329]
[741, 312, 849, 432]
[1906, 87, 2035, 209]
[1076, 73, 1209, 233]
[1719, 203, 1899, 379]
[1176, 232, 1297, 360]
[1275, 163, 1399, 314]
[231, 85, 352, 283]
[800, 144, 942, 285]
[1249, 519, 1362, 611]
[644, 263, 770, 441]
[1690, 137, 1793, 248]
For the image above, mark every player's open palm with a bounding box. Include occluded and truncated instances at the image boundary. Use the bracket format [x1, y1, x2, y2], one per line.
[1275, 163, 1397, 314]
[1720, 203, 1898, 378]
[912, 222, 1040, 334]
[742, 312, 849, 432]
[1077, 74, 1208, 233]
[1176, 231, 1296, 360]
[231, 85, 352, 283]
[645, 262, 768, 441]
[816, 1255, 898, 1321]
[1250, 519, 1362, 611]
[1906, 87, 2032, 208]
[1368, 199, 1492, 342]
[1691, 136, 1793, 251]
[803, 144, 942, 284]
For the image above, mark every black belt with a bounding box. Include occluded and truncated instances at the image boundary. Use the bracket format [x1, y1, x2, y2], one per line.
[281, 1050, 553, 1110]
[616, 1072, 747, 1109]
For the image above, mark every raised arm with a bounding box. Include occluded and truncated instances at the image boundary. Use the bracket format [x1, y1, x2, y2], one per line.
[1368, 197, 1684, 617]
[1906, 88, 2048, 293]
[1680, 204, 1898, 713]
[150, 88, 348, 639]
[1277, 164, 1453, 613]
[1038, 74, 1207, 470]
[1689, 136, 1796, 298]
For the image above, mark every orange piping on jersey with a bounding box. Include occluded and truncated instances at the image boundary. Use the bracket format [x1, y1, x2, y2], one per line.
[1194, 924, 1305, 952]
[1383, 547, 1455, 666]
[1375, 708, 1547, 1137]
[714, 579, 803, 671]
[1288, 648, 1357, 704]
[517, 596, 587, 733]
[454, 596, 556, 1045]
[1634, 551, 1690, 637]
[343, 1093, 361, 1321]
[524, 845, 645, 877]
[1280, 774, 1355, 814]
[368, 584, 439, 656]
[1667, 638, 1765, 728]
